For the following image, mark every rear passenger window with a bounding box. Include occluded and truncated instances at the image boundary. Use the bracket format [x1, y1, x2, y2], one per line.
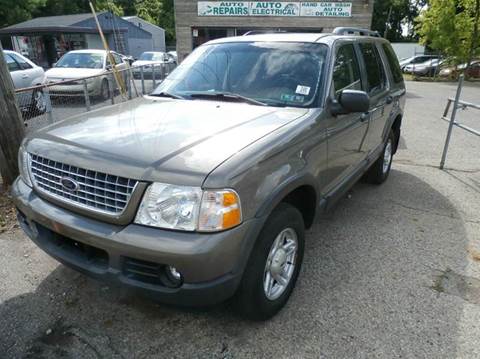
[382, 44, 403, 84]
[5, 54, 21, 72]
[10, 53, 32, 70]
[332, 44, 362, 97]
[359, 43, 387, 95]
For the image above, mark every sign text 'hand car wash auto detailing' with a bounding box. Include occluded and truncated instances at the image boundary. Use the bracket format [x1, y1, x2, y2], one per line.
[197, 2, 352, 17]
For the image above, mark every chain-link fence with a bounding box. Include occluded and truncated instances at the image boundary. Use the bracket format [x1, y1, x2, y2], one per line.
[15, 62, 176, 132]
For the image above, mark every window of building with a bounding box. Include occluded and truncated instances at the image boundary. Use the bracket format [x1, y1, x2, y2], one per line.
[332, 43, 362, 97]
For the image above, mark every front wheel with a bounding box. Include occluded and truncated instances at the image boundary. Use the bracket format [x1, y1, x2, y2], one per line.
[364, 129, 395, 184]
[234, 203, 305, 320]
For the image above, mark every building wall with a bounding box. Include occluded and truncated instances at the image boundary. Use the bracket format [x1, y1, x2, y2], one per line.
[391, 42, 425, 60]
[85, 34, 104, 49]
[123, 16, 166, 52]
[174, 0, 374, 61]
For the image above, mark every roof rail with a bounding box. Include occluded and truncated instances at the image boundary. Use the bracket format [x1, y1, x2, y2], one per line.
[242, 29, 287, 36]
[332, 27, 381, 38]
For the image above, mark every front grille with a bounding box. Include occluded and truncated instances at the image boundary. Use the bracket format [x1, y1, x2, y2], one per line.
[29, 154, 138, 215]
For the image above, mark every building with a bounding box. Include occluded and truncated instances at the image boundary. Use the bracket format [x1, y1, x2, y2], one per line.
[174, 1, 374, 62]
[0, 12, 153, 68]
[391, 42, 425, 60]
[123, 16, 166, 52]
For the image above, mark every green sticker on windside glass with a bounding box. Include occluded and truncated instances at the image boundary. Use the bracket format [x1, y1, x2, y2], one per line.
[281, 94, 305, 103]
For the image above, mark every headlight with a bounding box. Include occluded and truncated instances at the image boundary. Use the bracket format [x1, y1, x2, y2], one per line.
[134, 183, 242, 232]
[18, 145, 32, 187]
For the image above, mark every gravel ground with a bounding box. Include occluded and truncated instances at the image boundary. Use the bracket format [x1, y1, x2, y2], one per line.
[1, 81, 480, 358]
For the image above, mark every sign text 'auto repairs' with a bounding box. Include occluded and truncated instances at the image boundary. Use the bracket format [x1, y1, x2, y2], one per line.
[197, 2, 353, 17]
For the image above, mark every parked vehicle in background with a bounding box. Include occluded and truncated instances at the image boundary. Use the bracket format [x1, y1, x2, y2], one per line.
[399, 54, 439, 71]
[404, 58, 443, 76]
[13, 29, 405, 320]
[131, 51, 176, 78]
[45, 50, 128, 100]
[3, 50, 46, 117]
[439, 60, 480, 79]
[167, 50, 178, 64]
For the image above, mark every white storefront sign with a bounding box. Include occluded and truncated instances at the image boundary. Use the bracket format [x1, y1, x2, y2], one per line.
[197, 2, 352, 17]
[300, 2, 352, 17]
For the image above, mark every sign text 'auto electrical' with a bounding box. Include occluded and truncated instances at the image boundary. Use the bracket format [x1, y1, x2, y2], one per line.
[197, 2, 353, 17]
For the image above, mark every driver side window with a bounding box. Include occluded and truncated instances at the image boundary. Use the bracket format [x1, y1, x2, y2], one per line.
[332, 44, 362, 98]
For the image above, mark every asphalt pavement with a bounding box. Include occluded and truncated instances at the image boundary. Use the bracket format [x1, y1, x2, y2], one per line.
[1, 80, 480, 358]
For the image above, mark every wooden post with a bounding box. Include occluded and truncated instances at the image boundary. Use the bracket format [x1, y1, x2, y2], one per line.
[0, 45, 25, 186]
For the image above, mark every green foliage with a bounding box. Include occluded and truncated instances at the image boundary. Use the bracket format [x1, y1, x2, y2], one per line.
[0, 0, 46, 28]
[416, 0, 480, 64]
[1, 0, 176, 43]
[371, 0, 427, 41]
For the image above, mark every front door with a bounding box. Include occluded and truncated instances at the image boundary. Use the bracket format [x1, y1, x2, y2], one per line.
[323, 42, 370, 193]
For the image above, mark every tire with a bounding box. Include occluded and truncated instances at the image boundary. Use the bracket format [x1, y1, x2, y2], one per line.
[364, 129, 395, 184]
[29, 89, 46, 117]
[234, 203, 305, 320]
[100, 79, 110, 101]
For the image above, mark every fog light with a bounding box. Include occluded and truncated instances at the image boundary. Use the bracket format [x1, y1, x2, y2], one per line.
[165, 265, 182, 287]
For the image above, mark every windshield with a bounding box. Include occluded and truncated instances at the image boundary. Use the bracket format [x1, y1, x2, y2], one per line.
[153, 42, 328, 108]
[139, 52, 165, 61]
[55, 53, 104, 69]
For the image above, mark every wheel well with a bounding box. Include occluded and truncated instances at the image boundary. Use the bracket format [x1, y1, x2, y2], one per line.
[391, 115, 402, 154]
[281, 185, 317, 229]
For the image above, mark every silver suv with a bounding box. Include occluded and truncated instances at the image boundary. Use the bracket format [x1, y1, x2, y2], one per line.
[13, 28, 406, 320]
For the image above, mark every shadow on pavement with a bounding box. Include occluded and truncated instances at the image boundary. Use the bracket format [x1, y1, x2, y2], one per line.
[0, 169, 470, 358]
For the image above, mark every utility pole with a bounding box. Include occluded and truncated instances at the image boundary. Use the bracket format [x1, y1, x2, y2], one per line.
[0, 44, 25, 186]
[384, 6, 393, 39]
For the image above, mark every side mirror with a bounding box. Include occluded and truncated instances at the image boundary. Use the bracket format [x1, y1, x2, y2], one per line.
[52, 62, 57, 67]
[331, 90, 370, 116]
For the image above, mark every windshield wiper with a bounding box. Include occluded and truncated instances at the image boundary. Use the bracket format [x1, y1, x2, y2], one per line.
[188, 92, 268, 106]
[150, 91, 186, 100]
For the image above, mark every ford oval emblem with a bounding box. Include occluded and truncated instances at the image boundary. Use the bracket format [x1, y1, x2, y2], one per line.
[60, 177, 79, 192]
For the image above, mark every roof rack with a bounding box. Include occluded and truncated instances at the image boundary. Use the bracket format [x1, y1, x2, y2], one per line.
[242, 30, 287, 36]
[332, 27, 381, 38]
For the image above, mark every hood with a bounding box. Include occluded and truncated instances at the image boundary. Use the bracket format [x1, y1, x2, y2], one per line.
[26, 97, 308, 186]
[45, 67, 104, 80]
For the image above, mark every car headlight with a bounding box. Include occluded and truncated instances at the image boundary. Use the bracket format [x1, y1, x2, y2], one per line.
[134, 183, 242, 232]
[18, 145, 32, 187]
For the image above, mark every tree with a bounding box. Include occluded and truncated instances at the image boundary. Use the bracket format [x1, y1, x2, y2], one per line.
[371, 0, 427, 41]
[0, 46, 25, 186]
[0, 0, 46, 28]
[416, 0, 480, 70]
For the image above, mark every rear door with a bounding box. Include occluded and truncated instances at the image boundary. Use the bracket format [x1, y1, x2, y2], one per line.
[323, 42, 370, 192]
[357, 42, 391, 154]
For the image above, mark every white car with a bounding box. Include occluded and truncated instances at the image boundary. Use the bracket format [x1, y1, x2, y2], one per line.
[45, 49, 128, 100]
[131, 51, 176, 78]
[404, 58, 443, 76]
[4, 50, 46, 117]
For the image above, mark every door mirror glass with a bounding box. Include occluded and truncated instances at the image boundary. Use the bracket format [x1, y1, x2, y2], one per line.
[332, 90, 370, 115]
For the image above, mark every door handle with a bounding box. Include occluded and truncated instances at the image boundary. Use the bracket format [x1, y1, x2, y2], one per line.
[386, 96, 393, 104]
[22, 74, 29, 79]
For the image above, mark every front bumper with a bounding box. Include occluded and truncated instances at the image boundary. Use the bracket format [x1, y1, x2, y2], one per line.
[11, 178, 262, 306]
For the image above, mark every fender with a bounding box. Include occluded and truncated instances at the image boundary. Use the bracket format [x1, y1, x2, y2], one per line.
[232, 172, 320, 279]
[255, 172, 319, 219]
